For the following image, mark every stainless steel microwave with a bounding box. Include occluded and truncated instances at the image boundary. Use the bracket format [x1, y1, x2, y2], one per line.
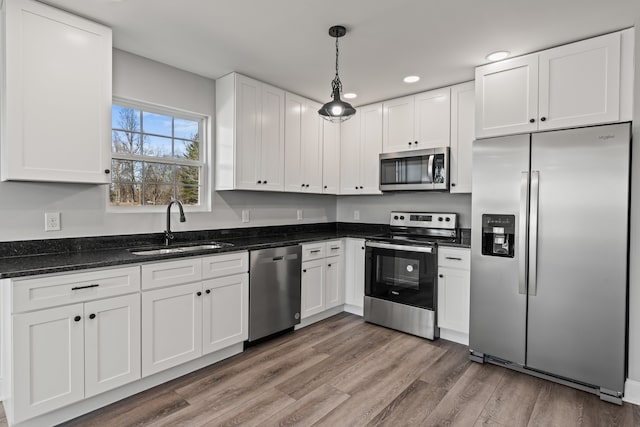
[379, 147, 449, 191]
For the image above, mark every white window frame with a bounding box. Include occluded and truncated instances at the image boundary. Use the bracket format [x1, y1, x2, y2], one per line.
[107, 97, 211, 213]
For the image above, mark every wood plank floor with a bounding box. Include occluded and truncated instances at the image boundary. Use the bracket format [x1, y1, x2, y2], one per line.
[51, 313, 640, 426]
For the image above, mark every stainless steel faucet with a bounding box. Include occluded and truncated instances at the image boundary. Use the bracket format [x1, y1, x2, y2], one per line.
[165, 199, 186, 245]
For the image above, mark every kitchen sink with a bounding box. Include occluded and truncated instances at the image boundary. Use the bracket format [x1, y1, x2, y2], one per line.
[129, 241, 233, 256]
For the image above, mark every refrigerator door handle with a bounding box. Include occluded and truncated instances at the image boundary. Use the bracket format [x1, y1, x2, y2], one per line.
[519, 172, 529, 295]
[529, 170, 540, 296]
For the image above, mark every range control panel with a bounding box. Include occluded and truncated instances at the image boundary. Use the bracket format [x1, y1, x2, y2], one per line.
[389, 211, 457, 229]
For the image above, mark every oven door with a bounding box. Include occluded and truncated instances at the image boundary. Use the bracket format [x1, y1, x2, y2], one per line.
[365, 241, 437, 310]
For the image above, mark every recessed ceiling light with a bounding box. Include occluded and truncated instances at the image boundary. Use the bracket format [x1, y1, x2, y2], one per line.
[403, 75, 420, 84]
[343, 93, 357, 99]
[486, 51, 510, 61]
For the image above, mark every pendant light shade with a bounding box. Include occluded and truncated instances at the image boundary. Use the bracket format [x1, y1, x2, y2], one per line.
[318, 25, 356, 122]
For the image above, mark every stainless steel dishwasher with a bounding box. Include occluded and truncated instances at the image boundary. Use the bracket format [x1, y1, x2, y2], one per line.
[248, 245, 302, 342]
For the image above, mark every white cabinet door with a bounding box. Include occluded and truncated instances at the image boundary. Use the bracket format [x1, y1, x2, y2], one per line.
[339, 113, 361, 195]
[382, 95, 415, 153]
[475, 55, 539, 138]
[344, 239, 365, 310]
[322, 121, 340, 194]
[260, 83, 286, 191]
[284, 93, 304, 192]
[84, 294, 141, 397]
[202, 273, 248, 354]
[359, 103, 383, 194]
[414, 88, 451, 149]
[2, 0, 112, 183]
[235, 74, 262, 190]
[450, 82, 475, 193]
[325, 256, 344, 309]
[142, 282, 203, 377]
[301, 259, 325, 319]
[301, 100, 324, 193]
[538, 32, 621, 130]
[13, 304, 84, 422]
[437, 267, 470, 334]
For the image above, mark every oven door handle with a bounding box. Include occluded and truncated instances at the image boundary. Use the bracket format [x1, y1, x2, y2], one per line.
[365, 241, 433, 253]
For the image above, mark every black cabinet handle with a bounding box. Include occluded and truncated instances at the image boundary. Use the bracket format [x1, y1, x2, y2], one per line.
[197, 291, 202, 296]
[74, 315, 81, 322]
[439, 274, 444, 278]
[445, 256, 463, 261]
[71, 283, 99, 291]
[310, 249, 321, 254]
[104, 169, 110, 174]
[529, 118, 535, 123]
[541, 117, 547, 122]
[206, 289, 211, 294]
[89, 313, 96, 319]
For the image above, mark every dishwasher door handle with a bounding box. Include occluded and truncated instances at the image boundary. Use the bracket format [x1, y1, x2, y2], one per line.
[272, 256, 284, 261]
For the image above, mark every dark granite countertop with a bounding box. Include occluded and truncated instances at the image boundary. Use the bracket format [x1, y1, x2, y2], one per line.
[0, 223, 470, 279]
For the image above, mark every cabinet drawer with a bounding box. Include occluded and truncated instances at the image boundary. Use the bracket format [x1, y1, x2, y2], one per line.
[325, 240, 343, 258]
[142, 258, 202, 290]
[438, 247, 470, 270]
[302, 242, 325, 262]
[13, 266, 140, 313]
[202, 251, 248, 279]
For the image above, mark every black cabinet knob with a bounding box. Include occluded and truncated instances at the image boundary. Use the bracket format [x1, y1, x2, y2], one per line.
[257, 180, 262, 184]
[541, 117, 547, 122]
[197, 291, 202, 296]
[361, 247, 365, 250]
[324, 185, 327, 189]
[306, 184, 309, 188]
[439, 274, 443, 278]
[89, 313, 96, 319]
[303, 269, 307, 273]
[328, 263, 332, 267]
[355, 186, 358, 190]
[408, 141, 412, 146]
[206, 289, 211, 294]
[359, 186, 363, 189]
[104, 169, 110, 174]
[414, 141, 418, 145]
[529, 118, 535, 123]
[451, 183, 456, 187]
[74, 315, 81, 322]
[264, 180, 268, 184]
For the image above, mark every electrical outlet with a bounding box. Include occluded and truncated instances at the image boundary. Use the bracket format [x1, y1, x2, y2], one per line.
[354, 210, 360, 221]
[45, 212, 61, 231]
[241, 209, 250, 223]
[297, 209, 303, 221]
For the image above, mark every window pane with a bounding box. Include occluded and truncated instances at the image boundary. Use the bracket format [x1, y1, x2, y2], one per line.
[177, 186, 200, 206]
[176, 165, 200, 186]
[110, 183, 142, 206]
[175, 138, 199, 160]
[143, 135, 172, 158]
[143, 184, 174, 206]
[112, 130, 141, 155]
[142, 111, 172, 137]
[174, 118, 199, 139]
[111, 159, 142, 183]
[143, 162, 174, 184]
[112, 105, 141, 132]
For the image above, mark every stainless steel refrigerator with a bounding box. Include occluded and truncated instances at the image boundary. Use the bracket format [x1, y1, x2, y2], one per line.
[469, 123, 630, 403]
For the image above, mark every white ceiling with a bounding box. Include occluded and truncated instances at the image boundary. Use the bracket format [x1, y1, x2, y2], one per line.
[44, 0, 640, 106]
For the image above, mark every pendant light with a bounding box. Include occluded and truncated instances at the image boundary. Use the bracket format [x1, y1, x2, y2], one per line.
[318, 25, 356, 122]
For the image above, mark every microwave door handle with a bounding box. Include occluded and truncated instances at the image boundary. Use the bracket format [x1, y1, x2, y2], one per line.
[427, 155, 434, 183]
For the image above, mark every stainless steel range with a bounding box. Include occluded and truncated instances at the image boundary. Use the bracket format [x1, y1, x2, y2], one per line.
[364, 211, 458, 340]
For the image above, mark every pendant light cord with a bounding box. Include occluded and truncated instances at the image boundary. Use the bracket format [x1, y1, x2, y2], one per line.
[332, 35, 343, 94]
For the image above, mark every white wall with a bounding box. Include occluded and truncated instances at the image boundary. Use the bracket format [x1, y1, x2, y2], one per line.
[0, 50, 336, 242]
[337, 193, 472, 227]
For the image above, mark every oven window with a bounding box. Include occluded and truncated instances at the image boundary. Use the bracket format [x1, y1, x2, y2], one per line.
[376, 254, 420, 289]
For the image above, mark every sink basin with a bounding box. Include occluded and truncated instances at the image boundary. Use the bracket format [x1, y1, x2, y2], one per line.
[129, 242, 233, 256]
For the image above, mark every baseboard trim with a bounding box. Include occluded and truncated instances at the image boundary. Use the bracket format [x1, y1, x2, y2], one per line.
[624, 378, 640, 405]
[439, 328, 469, 346]
[343, 304, 363, 316]
[295, 306, 344, 330]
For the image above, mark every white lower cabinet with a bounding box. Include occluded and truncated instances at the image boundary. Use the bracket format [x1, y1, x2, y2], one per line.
[437, 247, 470, 345]
[141, 252, 249, 377]
[300, 241, 344, 320]
[12, 292, 141, 423]
[344, 238, 366, 314]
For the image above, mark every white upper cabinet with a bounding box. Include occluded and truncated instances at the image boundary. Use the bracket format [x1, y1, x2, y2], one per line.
[476, 29, 632, 138]
[340, 103, 383, 195]
[449, 82, 475, 194]
[322, 121, 340, 194]
[475, 55, 539, 138]
[1, 0, 112, 184]
[383, 88, 451, 153]
[216, 73, 285, 191]
[284, 93, 323, 193]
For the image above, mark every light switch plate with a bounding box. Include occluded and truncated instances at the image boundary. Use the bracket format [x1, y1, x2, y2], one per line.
[354, 210, 360, 221]
[241, 209, 250, 223]
[45, 212, 61, 231]
[297, 209, 303, 221]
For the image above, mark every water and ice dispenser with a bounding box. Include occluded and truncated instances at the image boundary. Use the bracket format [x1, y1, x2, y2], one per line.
[481, 214, 515, 258]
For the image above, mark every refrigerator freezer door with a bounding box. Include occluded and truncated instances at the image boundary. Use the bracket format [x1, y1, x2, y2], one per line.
[470, 134, 530, 365]
[527, 123, 629, 393]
